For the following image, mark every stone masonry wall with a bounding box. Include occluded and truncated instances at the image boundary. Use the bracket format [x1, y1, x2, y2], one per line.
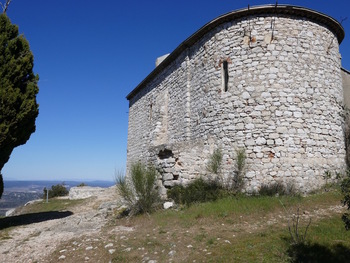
[127, 9, 346, 195]
[342, 69, 350, 107]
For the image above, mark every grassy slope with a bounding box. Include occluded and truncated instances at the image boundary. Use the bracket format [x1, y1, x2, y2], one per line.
[106, 189, 350, 263]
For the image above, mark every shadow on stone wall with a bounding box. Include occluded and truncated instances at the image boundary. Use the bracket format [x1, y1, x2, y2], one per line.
[0, 211, 73, 230]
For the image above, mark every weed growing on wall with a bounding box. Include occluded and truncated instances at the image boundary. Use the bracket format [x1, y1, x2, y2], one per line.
[231, 148, 246, 192]
[206, 148, 223, 175]
[204, 147, 246, 192]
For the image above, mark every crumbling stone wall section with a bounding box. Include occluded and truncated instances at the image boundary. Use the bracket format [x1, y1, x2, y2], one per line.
[126, 5, 346, 194]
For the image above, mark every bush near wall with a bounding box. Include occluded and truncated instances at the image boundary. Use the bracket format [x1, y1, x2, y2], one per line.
[167, 178, 225, 206]
[342, 111, 350, 230]
[116, 162, 161, 215]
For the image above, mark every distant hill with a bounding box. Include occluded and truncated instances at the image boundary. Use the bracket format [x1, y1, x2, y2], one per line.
[0, 180, 115, 216]
[4, 180, 115, 191]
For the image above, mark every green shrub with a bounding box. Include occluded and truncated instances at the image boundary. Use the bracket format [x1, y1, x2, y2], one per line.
[77, 182, 87, 187]
[116, 162, 160, 215]
[344, 109, 350, 169]
[258, 181, 298, 197]
[206, 148, 223, 175]
[341, 173, 350, 230]
[166, 184, 185, 205]
[342, 109, 350, 230]
[43, 183, 69, 199]
[167, 178, 224, 206]
[259, 182, 287, 196]
[231, 148, 246, 191]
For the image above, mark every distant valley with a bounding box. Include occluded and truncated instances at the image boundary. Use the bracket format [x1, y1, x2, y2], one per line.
[0, 180, 115, 216]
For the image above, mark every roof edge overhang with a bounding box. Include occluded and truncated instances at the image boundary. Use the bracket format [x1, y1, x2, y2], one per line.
[342, 67, 350, 75]
[127, 4, 345, 100]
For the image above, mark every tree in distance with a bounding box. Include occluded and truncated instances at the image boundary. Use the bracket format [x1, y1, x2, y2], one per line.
[0, 9, 39, 198]
[43, 184, 69, 199]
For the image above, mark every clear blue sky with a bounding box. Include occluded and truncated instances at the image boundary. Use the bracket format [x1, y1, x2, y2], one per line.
[2, 0, 350, 182]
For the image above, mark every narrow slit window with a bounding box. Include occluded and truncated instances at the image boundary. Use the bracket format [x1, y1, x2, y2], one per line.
[223, 60, 229, 92]
[149, 103, 153, 121]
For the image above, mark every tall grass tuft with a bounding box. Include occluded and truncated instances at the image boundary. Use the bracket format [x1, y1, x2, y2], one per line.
[116, 162, 160, 215]
[206, 148, 223, 175]
[288, 208, 312, 245]
[231, 148, 246, 191]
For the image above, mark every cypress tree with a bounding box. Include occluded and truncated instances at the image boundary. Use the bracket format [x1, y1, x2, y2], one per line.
[0, 13, 39, 198]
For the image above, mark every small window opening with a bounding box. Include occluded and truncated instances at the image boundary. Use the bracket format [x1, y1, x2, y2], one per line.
[149, 102, 153, 121]
[223, 60, 229, 92]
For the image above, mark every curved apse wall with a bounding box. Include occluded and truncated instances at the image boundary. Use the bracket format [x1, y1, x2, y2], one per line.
[126, 5, 346, 194]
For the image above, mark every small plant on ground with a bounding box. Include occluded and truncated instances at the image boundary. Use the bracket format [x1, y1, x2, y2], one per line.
[206, 148, 223, 175]
[116, 162, 160, 215]
[288, 207, 312, 245]
[43, 183, 69, 199]
[167, 178, 224, 206]
[77, 182, 87, 187]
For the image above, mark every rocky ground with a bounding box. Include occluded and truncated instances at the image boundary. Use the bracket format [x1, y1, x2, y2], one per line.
[0, 186, 127, 263]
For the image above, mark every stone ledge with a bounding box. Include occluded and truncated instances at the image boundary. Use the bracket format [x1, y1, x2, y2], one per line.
[69, 186, 106, 200]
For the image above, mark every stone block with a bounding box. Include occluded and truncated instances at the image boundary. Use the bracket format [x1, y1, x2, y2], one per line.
[269, 133, 279, 139]
[163, 180, 176, 187]
[246, 171, 255, 178]
[245, 139, 255, 146]
[267, 139, 274, 145]
[163, 173, 174, 181]
[256, 137, 266, 145]
[242, 91, 251, 99]
[163, 201, 174, 209]
[276, 127, 287, 133]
